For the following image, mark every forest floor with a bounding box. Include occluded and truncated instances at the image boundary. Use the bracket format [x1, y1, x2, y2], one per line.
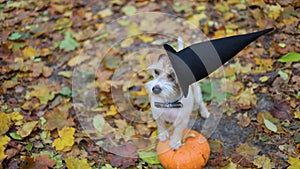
[1, 0, 300, 168]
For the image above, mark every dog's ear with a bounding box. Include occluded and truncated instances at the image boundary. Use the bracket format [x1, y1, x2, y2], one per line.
[158, 54, 167, 61]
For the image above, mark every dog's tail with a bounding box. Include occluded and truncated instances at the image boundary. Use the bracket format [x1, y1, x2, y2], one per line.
[177, 36, 184, 51]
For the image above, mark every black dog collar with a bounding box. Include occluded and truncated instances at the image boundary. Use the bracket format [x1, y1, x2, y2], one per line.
[154, 97, 183, 108]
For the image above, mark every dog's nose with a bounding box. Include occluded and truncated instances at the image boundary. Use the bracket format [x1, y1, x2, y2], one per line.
[152, 85, 162, 94]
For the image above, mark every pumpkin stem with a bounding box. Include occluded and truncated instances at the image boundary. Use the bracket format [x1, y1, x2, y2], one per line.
[181, 132, 196, 144]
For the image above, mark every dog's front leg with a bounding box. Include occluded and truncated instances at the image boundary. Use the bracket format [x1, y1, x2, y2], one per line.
[156, 117, 169, 142]
[169, 117, 188, 150]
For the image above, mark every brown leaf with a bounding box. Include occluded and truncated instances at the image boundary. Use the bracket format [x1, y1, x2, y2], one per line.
[44, 105, 74, 131]
[270, 100, 291, 121]
[236, 113, 251, 127]
[236, 143, 260, 160]
[20, 155, 56, 169]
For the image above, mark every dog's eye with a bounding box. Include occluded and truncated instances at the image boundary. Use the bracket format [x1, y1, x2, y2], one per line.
[168, 73, 175, 81]
[154, 69, 160, 76]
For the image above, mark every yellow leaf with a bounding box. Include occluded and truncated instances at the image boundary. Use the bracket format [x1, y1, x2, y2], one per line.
[22, 46, 38, 59]
[52, 127, 75, 151]
[259, 76, 269, 82]
[294, 111, 300, 119]
[2, 80, 19, 90]
[254, 58, 274, 73]
[127, 23, 141, 36]
[98, 8, 113, 18]
[253, 155, 274, 169]
[9, 112, 23, 122]
[17, 121, 38, 137]
[106, 105, 118, 116]
[67, 55, 90, 67]
[288, 156, 300, 169]
[0, 135, 11, 161]
[25, 84, 56, 105]
[267, 4, 283, 20]
[187, 13, 206, 28]
[120, 38, 134, 48]
[65, 156, 92, 169]
[221, 160, 237, 169]
[0, 112, 11, 135]
[237, 88, 257, 108]
[138, 35, 154, 43]
[0, 135, 11, 147]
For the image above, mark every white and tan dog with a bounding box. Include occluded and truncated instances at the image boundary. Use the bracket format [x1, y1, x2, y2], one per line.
[146, 38, 210, 150]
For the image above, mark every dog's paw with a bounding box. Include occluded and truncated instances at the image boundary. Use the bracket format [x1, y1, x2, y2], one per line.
[169, 137, 182, 150]
[200, 109, 210, 119]
[158, 131, 169, 142]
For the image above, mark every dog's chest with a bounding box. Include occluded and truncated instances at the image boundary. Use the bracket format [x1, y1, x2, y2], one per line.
[161, 108, 182, 123]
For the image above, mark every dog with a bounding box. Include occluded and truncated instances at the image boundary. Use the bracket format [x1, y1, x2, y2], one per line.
[145, 38, 210, 150]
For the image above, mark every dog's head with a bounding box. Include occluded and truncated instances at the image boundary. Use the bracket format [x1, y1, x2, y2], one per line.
[145, 54, 182, 101]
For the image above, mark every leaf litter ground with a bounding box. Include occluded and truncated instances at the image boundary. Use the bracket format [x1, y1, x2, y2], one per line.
[0, 0, 300, 168]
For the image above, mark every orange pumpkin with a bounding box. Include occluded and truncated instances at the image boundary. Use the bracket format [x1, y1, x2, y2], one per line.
[157, 129, 210, 169]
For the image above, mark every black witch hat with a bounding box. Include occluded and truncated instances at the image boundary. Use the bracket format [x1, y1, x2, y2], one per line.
[163, 28, 274, 97]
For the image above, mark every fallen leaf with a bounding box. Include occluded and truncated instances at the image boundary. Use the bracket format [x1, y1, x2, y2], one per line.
[44, 105, 74, 131]
[278, 52, 300, 63]
[267, 4, 283, 20]
[92, 114, 105, 132]
[52, 126, 75, 151]
[221, 160, 237, 169]
[221, 80, 244, 96]
[236, 143, 260, 159]
[259, 76, 269, 82]
[25, 83, 56, 105]
[209, 139, 224, 153]
[120, 38, 134, 48]
[253, 155, 274, 169]
[138, 151, 160, 165]
[22, 46, 38, 59]
[9, 132, 22, 140]
[59, 31, 80, 51]
[17, 121, 38, 138]
[278, 70, 289, 81]
[287, 156, 300, 169]
[2, 80, 19, 90]
[65, 156, 92, 169]
[58, 71, 73, 78]
[263, 118, 278, 133]
[0, 135, 11, 161]
[104, 56, 121, 70]
[138, 35, 154, 43]
[98, 8, 113, 18]
[237, 113, 251, 127]
[237, 88, 257, 110]
[121, 5, 136, 16]
[0, 112, 11, 135]
[21, 155, 56, 169]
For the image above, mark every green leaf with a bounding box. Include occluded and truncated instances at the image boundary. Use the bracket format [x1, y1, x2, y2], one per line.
[295, 135, 300, 144]
[121, 5, 136, 16]
[25, 143, 33, 151]
[9, 132, 22, 140]
[104, 56, 121, 69]
[138, 151, 160, 165]
[278, 70, 289, 81]
[9, 32, 23, 40]
[93, 115, 105, 133]
[59, 32, 80, 51]
[59, 87, 72, 97]
[102, 164, 117, 169]
[263, 118, 277, 132]
[278, 52, 300, 63]
[260, 136, 268, 142]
